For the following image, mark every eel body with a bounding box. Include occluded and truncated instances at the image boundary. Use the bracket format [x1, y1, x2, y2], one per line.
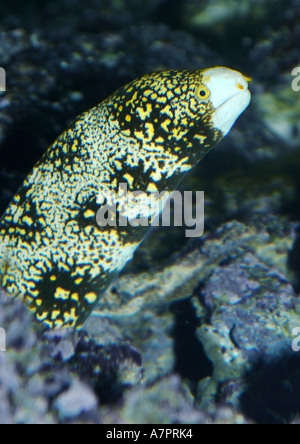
[0, 67, 251, 328]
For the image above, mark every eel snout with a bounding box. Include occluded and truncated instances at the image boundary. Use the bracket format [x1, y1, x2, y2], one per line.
[202, 66, 251, 136]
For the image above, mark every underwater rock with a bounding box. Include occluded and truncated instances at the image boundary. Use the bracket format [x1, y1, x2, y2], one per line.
[53, 379, 98, 422]
[85, 217, 298, 393]
[0, 288, 57, 424]
[191, 220, 300, 414]
[112, 375, 200, 424]
[195, 253, 299, 377]
[0, 288, 143, 423]
[87, 306, 175, 385]
[101, 375, 250, 424]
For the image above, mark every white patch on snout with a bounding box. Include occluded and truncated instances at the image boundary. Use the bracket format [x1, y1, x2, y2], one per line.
[203, 67, 251, 136]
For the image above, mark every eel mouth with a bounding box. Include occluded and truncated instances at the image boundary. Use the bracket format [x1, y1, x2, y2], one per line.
[213, 88, 251, 136]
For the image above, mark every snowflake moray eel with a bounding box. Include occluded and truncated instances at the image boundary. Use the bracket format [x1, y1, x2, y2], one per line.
[0, 67, 251, 329]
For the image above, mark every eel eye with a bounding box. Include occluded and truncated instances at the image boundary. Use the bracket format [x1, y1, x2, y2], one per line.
[196, 85, 210, 101]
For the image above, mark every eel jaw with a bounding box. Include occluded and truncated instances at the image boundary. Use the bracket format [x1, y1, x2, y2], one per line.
[202, 67, 251, 136]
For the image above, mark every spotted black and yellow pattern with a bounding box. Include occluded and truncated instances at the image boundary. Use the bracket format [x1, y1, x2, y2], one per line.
[0, 69, 227, 329]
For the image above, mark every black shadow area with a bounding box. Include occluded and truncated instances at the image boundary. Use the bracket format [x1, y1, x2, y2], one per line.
[240, 352, 300, 424]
